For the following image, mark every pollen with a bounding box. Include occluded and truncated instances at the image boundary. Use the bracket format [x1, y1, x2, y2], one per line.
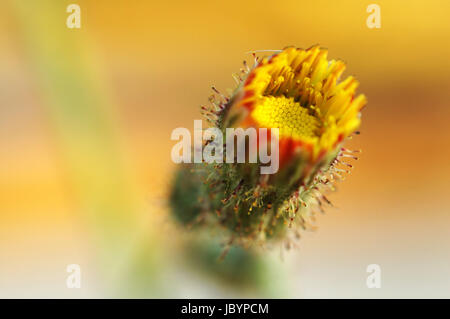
[251, 96, 320, 141]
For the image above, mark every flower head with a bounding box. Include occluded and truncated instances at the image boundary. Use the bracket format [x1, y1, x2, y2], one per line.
[226, 46, 366, 165]
[170, 46, 366, 251]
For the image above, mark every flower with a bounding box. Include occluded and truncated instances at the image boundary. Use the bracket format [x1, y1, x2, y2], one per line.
[225, 46, 366, 166]
[170, 46, 366, 250]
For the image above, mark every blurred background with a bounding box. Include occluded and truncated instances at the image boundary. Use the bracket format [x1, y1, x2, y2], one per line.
[1, 0, 450, 298]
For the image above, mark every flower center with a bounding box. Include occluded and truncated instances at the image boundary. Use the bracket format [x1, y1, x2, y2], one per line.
[251, 95, 320, 140]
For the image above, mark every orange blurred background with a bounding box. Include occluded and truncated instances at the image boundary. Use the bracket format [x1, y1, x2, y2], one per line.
[1, 0, 450, 297]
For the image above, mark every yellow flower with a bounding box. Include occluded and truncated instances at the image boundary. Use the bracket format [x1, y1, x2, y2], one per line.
[170, 45, 367, 249]
[229, 46, 366, 164]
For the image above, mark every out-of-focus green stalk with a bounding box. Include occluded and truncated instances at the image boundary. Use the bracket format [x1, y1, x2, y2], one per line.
[10, 1, 161, 296]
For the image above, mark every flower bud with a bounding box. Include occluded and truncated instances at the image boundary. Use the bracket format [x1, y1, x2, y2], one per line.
[170, 46, 366, 249]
